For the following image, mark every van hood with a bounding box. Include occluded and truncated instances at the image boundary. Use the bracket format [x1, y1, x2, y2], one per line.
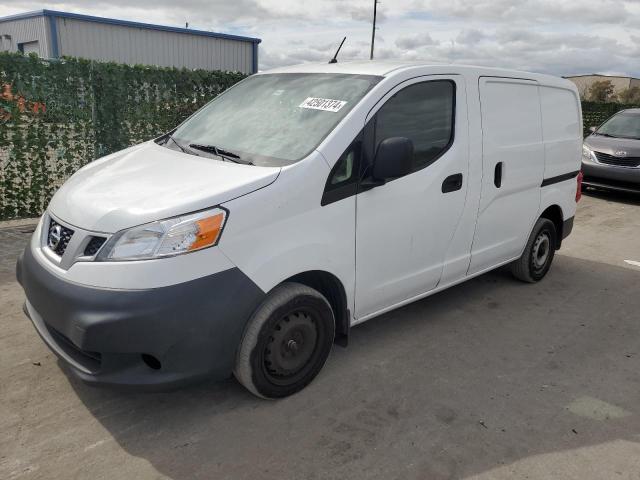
[584, 134, 640, 157]
[48, 141, 280, 233]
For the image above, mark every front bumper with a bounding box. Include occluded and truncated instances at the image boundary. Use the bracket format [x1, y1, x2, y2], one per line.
[17, 246, 265, 390]
[581, 161, 640, 193]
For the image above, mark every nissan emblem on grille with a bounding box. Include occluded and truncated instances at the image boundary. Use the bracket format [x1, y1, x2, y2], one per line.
[48, 224, 63, 250]
[47, 220, 74, 256]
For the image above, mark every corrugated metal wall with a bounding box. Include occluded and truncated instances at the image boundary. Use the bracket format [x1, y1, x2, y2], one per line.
[0, 16, 50, 56]
[54, 17, 254, 74]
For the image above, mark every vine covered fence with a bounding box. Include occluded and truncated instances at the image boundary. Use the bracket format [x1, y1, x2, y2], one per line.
[0, 52, 245, 220]
[2, 52, 639, 220]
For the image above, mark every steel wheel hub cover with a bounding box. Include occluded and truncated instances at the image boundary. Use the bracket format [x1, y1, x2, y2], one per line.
[532, 232, 550, 269]
[264, 311, 318, 377]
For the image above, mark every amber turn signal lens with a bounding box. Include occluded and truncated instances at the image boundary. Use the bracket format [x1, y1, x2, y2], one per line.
[189, 213, 225, 250]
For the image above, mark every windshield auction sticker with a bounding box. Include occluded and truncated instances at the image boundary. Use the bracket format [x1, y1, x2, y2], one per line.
[299, 97, 347, 112]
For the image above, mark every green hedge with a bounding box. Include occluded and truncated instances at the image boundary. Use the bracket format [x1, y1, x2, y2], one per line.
[0, 52, 245, 220]
[581, 101, 639, 136]
[2, 52, 639, 221]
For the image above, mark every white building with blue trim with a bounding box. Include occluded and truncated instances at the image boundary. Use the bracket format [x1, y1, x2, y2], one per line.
[0, 10, 260, 74]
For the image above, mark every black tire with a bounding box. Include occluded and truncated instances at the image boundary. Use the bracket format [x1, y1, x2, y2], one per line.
[511, 217, 557, 283]
[234, 282, 335, 399]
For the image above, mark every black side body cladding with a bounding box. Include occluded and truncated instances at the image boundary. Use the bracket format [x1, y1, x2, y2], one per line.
[562, 216, 574, 240]
[541, 170, 580, 187]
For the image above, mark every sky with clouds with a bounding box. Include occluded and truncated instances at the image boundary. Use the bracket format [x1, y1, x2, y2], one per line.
[1, 0, 639, 77]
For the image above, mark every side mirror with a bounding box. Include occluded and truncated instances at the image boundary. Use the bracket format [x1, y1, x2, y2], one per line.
[589, 126, 597, 133]
[372, 137, 414, 180]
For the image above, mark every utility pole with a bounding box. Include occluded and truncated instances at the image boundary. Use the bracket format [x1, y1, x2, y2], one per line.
[370, 0, 379, 60]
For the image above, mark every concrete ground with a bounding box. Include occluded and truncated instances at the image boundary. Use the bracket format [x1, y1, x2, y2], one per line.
[1, 190, 640, 480]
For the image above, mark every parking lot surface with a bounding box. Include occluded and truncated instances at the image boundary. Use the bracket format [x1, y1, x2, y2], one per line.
[1, 191, 640, 480]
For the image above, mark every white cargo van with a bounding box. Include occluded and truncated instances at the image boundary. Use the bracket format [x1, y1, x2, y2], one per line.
[17, 62, 583, 398]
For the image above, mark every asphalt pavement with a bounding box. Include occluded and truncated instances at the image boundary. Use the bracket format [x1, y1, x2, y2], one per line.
[1, 190, 639, 480]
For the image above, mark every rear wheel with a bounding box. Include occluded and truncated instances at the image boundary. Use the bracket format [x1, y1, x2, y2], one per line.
[511, 218, 557, 283]
[234, 282, 335, 399]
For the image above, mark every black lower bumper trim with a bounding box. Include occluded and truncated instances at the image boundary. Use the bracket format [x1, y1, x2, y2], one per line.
[582, 178, 640, 194]
[17, 247, 266, 390]
[581, 161, 640, 193]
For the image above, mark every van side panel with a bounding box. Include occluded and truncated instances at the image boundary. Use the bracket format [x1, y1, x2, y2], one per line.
[539, 86, 582, 180]
[218, 152, 356, 315]
[539, 181, 577, 234]
[537, 84, 582, 228]
[468, 78, 544, 275]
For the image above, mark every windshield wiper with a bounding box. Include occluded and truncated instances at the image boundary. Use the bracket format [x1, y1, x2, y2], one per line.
[167, 134, 189, 153]
[189, 144, 253, 165]
[597, 133, 620, 138]
[190, 144, 240, 159]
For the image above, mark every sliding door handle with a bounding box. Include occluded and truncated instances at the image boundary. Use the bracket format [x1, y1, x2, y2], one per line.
[494, 162, 503, 188]
[442, 173, 463, 193]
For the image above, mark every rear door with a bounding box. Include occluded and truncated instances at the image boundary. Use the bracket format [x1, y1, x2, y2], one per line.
[468, 77, 544, 274]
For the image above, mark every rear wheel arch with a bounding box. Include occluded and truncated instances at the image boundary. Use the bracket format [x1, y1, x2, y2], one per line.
[539, 204, 564, 249]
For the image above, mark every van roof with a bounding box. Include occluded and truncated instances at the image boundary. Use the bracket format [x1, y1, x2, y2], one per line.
[262, 61, 571, 87]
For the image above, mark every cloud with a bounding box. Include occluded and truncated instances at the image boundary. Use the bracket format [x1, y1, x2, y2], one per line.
[417, 0, 636, 25]
[0, 0, 639, 77]
[344, 4, 387, 23]
[456, 29, 486, 45]
[395, 33, 439, 50]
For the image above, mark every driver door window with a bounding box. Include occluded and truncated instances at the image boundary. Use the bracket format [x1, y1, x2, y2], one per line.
[374, 80, 455, 173]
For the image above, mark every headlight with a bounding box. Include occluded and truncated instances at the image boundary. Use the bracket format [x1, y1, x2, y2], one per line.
[97, 207, 227, 261]
[582, 145, 596, 162]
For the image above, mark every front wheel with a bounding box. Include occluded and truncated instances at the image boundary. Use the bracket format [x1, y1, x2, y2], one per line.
[234, 282, 335, 399]
[511, 218, 557, 283]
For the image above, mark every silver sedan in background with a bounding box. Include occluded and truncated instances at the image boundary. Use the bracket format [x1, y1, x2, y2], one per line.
[582, 108, 640, 193]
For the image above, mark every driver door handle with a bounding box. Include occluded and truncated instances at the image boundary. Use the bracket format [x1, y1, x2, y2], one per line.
[442, 173, 463, 193]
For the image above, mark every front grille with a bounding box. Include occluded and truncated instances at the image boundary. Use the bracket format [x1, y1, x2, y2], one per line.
[47, 219, 74, 256]
[84, 236, 106, 256]
[594, 151, 640, 168]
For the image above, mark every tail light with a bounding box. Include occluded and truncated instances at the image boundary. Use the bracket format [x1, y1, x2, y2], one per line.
[576, 171, 583, 202]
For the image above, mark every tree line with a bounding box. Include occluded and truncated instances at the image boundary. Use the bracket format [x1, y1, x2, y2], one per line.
[581, 80, 640, 104]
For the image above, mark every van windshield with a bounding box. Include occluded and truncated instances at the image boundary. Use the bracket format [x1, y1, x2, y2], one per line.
[169, 73, 382, 167]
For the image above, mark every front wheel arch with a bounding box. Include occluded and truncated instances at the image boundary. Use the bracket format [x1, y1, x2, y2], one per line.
[283, 270, 350, 346]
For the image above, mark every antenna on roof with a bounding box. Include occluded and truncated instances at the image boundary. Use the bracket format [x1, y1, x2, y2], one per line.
[329, 37, 346, 64]
[370, 0, 380, 60]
